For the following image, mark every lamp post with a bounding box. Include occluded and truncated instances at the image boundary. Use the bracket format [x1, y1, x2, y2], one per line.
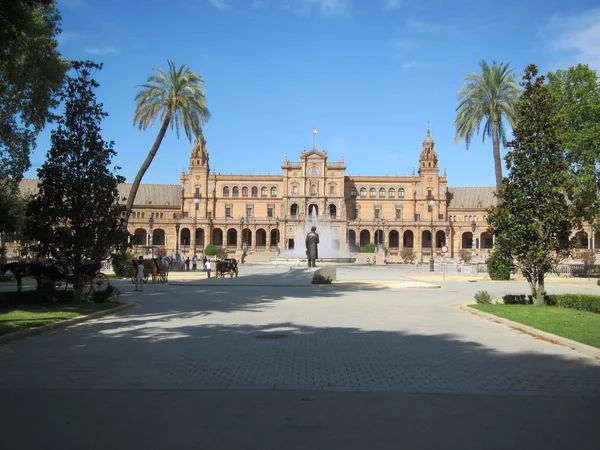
[275, 217, 280, 253]
[194, 196, 199, 254]
[240, 217, 245, 250]
[375, 217, 384, 253]
[429, 198, 435, 272]
[471, 219, 477, 262]
[148, 213, 154, 259]
[175, 222, 180, 255]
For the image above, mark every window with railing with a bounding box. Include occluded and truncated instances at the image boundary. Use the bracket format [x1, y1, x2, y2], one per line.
[360, 188, 366, 198]
[223, 187, 230, 197]
[242, 187, 248, 197]
[251, 187, 258, 198]
[233, 187, 239, 197]
[261, 187, 268, 197]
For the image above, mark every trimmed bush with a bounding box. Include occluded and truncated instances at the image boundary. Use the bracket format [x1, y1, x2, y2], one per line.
[503, 294, 532, 305]
[111, 252, 135, 278]
[546, 294, 600, 314]
[204, 244, 218, 256]
[486, 250, 514, 280]
[312, 274, 332, 284]
[474, 290, 493, 304]
[400, 248, 416, 264]
[359, 243, 376, 253]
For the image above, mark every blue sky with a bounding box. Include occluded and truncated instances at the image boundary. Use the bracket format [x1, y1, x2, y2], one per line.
[24, 0, 600, 186]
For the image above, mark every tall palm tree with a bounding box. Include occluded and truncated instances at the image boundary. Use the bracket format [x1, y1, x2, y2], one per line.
[125, 61, 210, 221]
[455, 60, 520, 192]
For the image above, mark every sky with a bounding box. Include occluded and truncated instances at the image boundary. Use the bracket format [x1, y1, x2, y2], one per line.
[23, 0, 600, 187]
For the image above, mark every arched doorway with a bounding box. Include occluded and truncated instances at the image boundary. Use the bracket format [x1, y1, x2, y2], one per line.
[403, 230, 414, 248]
[421, 229, 432, 254]
[270, 229, 279, 251]
[242, 229, 252, 249]
[389, 230, 400, 251]
[256, 228, 267, 249]
[374, 230, 384, 248]
[180, 228, 190, 247]
[290, 204, 298, 217]
[152, 229, 165, 246]
[348, 230, 357, 251]
[329, 204, 337, 218]
[359, 230, 371, 247]
[308, 204, 318, 216]
[227, 229, 237, 249]
[195, 228, 205, 250]
[134, 228, 147, 246]
[435, 230, 446, 249]
[212, 228, 223, 247]
[461, 232, 474, 249]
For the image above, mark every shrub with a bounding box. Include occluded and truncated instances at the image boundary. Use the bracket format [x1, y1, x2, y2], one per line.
[459, 249, 472, 263]
[546, 294, 600, 314]
[204, 244, 218, 256]
[359, 243, 376, 253]
[90, 285, 122, 303]
[486, 250, 514, 280]
[503, 294, 532, 305]
[400, 248, 416, 264]
[111, 251, 135, 278]
[312, 274, 332, 284]
[474, 290, 493, 304]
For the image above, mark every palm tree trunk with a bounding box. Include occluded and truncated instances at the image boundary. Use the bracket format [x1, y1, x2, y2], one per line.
[124, 113, 171, 224]
[491, 119, 504, 193]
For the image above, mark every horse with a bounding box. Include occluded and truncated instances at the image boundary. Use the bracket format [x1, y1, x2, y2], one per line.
[1, 261, 46, 291]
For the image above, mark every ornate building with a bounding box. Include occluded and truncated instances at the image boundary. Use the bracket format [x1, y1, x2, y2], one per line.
[12, 130, 599, 261]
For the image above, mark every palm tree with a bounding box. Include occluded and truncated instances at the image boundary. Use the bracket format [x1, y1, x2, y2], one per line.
[125, 61, 210, 221]
[455, 60, 520, 192]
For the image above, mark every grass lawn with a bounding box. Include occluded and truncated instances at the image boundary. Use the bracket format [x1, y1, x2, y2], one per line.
[471, 304, 600, 349]
[0, 303, 120, 336]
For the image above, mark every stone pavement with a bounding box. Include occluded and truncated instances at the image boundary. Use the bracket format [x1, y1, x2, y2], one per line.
[1, 266, 599, 449]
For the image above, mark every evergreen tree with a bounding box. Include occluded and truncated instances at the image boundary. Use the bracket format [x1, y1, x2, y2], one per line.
[26, 61, 126, 302]
[488, 65, 576, 306]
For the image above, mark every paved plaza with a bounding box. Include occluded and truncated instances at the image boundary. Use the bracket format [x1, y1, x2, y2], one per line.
[1, 265, 599, 449]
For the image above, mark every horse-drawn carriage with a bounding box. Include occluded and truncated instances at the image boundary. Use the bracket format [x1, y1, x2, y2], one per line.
[1, 259, 109, 294]
[215, 258, 239, 278]
[131, 258, 169, 284]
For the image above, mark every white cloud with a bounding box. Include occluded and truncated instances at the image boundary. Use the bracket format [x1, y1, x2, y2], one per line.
[208, 0, 232, 11]
[303, 0, 349, 16]
[383, 0, 405, 11]
[402, 60, 416, 69]
[85, 46, 117, 55]
[57, 31, 84, 44]
[547, 8, 600, 70]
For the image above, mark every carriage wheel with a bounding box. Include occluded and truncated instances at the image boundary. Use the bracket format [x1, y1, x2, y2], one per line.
[92, 273, 109, 292]
[51, 277, 67, 292]
[79, 275, 93, 296]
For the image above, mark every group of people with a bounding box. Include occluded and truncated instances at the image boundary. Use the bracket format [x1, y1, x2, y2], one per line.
[183, 254, 209, 271]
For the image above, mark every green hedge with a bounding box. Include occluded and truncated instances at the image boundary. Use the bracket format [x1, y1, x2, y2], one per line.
[546, 294, 600, 314]
[111, 252, 135, 278]
[359, 243, 376, 253]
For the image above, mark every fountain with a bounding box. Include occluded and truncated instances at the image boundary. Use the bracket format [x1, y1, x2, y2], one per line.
[271, 207, 356, 264]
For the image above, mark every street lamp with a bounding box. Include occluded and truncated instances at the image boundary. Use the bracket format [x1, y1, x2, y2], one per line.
[275, 216, 280, 253]
[375, 217, 384, 253]
[175, 222, 180, 255]
[148, 213, 154, 259]
[194, 196, 199, 254]
[429, 198, 435, 272]
[471, 219, 477, 262]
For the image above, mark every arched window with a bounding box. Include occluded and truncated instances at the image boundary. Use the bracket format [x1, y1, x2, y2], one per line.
[329, 185, 335, 195]
[270, 187, 277, 197]
[242, 187, 248, 197]
[370, 188, 376, 198]
[223, 187, 230, 197]
[160, 213, 163, 219]
[311, 184, 317, 195]
[292, 184, 298, 195]
[142, 212, 145, 218]
[261, 187, 268, 197]
[350, 188, 357, 198]
[389, 188, 395, 198]
[360, 188, 367, 198]
[251, 187, 258, 197]
[398, 188, 405, 198]
[379, 188, 386, 198]
[233, 187, 239, 197]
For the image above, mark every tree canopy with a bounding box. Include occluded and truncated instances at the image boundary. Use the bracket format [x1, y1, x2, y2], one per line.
[547, 64, 600, 233]
[487, 64, 576, 306]
[25, 61, 127, 302]
[455, 61, 521, 192]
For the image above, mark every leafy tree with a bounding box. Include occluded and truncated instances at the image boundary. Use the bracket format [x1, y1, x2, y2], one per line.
[487, 65, 576, 306]
[455, 61, 521, 192]
[126, 61, 210, 222]
[485, 245, 514, 280]
[547, 64, 600, 232]
[25, 61, 127, 302]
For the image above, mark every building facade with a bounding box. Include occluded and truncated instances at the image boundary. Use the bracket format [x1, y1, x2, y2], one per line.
[11, 130, 599, 261]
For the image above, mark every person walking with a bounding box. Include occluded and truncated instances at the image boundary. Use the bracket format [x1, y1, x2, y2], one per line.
[192, 254, 197, 271]
[185, 256, 190, 271]
[203, 256, 207, 271]
[206, 259, 212, 278]
[135, 256, 144, 292]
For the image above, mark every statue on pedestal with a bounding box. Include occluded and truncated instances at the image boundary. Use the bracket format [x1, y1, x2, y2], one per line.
[305, 226, 320, 268]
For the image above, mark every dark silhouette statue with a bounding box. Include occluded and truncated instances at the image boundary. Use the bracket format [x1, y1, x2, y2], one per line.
[305, 226, 320, 268]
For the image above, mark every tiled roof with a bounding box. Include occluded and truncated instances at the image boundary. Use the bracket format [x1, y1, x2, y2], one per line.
[19, 179, 180, 207]
[447, 187, 497, 209]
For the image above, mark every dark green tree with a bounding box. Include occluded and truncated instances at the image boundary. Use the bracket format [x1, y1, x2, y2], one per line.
[25, 61, 127, 302]
[547, 64, 600, 233]
[488, 65, 576, 306]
